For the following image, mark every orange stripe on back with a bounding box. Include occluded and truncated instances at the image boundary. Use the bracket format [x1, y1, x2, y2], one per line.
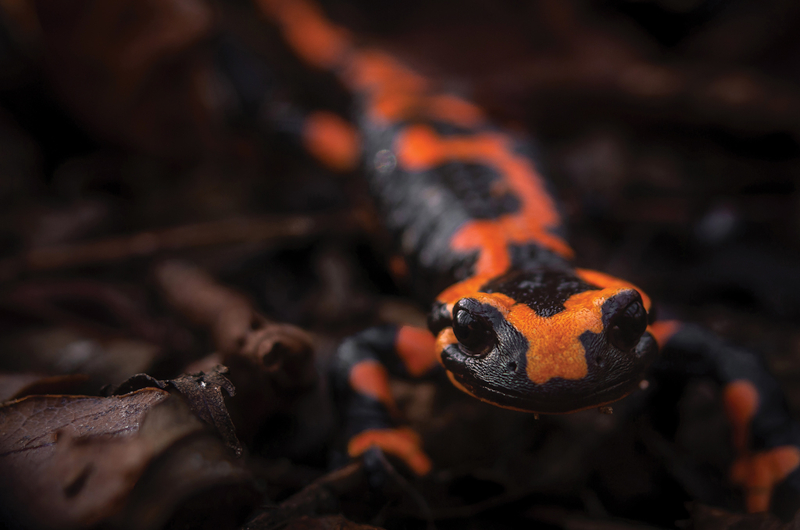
[395, 124, 573, 276]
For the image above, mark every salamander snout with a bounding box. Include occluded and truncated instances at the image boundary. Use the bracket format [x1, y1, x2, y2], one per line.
[429, 269, 659, 414]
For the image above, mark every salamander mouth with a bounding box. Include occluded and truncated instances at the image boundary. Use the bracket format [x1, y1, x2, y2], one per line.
[440, 333, 657, 414]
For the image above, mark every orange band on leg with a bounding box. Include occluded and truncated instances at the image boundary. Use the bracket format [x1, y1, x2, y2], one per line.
[723, 379, 800, 512]
[348, 427, 432, 475]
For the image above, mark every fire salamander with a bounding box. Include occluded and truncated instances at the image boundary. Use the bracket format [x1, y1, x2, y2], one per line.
[254, 0, 800, 515]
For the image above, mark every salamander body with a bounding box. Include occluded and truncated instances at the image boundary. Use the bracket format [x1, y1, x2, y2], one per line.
[255, 0, 800, 515]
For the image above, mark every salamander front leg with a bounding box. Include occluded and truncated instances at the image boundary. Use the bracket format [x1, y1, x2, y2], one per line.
[332, 324, 440, 475]
[653, 322, 800, 517]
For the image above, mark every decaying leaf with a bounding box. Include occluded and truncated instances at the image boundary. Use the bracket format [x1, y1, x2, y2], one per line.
[109, 366, 242, 456]
[0, 388, 259, 529]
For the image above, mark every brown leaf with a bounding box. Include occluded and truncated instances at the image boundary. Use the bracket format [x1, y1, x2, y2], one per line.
[167, 368, 243, 457]
[0, 388, 259, 529]
[110, 367, 242, 456]
[0, 388, 173, 528]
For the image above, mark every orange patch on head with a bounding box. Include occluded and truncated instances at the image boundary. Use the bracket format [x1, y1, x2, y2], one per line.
[724, 380, 760, 452]
[438, 289, 626, 386]
[436, 275, 493, 307]
[349, 360, 396, 413]
[347, 427, 432, 475]
[500, 290, 614, 384]
[395, 125, 572, 277]
[256, 0, 353, 70]
[576, 269, 651, 311]
[395, 326, 438, 377]
[303, 111, 361, 172]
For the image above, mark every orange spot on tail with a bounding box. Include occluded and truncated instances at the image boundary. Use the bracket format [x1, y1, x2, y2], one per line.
[349, 360, 396, 414]
[303, 111, 361, 172]
[255, 0, 353, 70]
[348, 427, 432, 475]
[395, 326, 438, 377]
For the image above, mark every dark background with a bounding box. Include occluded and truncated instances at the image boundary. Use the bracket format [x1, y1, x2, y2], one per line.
[1, 1, 800, 529]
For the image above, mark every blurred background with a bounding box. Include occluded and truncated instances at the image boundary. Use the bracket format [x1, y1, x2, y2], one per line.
[2, 0, 800, 529]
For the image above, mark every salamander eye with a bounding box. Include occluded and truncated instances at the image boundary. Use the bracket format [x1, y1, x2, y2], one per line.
[452, 299, 495, 356]
[608, 300, 648, 351]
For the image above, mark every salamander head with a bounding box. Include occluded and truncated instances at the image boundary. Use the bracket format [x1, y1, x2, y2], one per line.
[428, 268, 658, 413]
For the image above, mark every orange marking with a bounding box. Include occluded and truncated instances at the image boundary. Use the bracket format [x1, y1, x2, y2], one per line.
[343, 51, 484, 127]
[348, 427, 432, 475]
[723, 380, 800, 512]
[647, 320, 681, 348]
[426, 94, 485, 127]
[255, 0, 353, 70]
[343, 50, 428, 94]
[349, 360, 397, 414]
[576, 268, 651, 311]
[302, 111, 362, 172]
[436, 275, 494, 307]
[724, 380, 760, 452]
[437, 288, 631, 386]
[395, 326, 438, 377]
[395, 125, 572, 276]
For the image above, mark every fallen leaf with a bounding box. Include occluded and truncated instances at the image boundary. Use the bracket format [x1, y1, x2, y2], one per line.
[0, 388, 259, 529]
